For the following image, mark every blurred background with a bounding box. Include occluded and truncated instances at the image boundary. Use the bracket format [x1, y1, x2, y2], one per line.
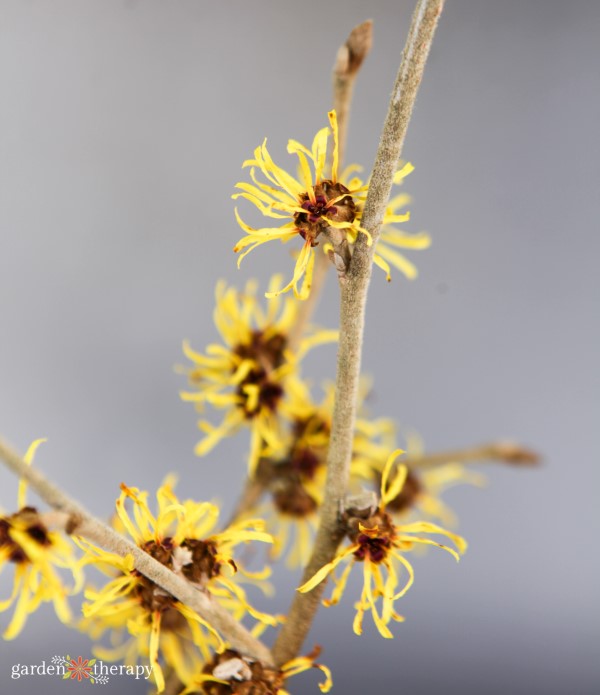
[1, 1, 599, 693]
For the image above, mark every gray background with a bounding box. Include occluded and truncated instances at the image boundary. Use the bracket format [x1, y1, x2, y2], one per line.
[1, 1, 599, 693]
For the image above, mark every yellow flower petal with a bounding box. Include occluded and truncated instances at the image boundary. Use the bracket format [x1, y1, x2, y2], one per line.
[298, 545, 357, 593]
[18, 438, 47, 508]
[393, 162, 415, 182]
[380, 449, 407, 506]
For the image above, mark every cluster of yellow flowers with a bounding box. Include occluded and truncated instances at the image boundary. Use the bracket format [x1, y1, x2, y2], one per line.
[1, 112, 500, 695]
[1, 442, 331, 693]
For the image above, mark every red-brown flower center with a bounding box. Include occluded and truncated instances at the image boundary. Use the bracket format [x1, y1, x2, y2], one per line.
[133, 538, 223, 623]
[234, 331, 287, 371]
[236, 370, 284, 418]
[0, 507, 51, 564]
[233, 331, 288, 419]
[180, 539, 223, 582]
[353, 534, 392, 564]
[272, 481, 318, 518]
[289, 447, 321, 479]
[294, 180, 356, 246]
[346, 510, 396, 565]
[301, 195, 335, 224]
[382, 469, 423, 514]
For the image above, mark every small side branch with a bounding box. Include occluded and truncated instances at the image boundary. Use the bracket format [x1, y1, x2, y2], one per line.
[405, 441, 540, 470]
[272, 0, 445, 667]
[225, 475, 267, 527]
[333, 19, 373, 174]
[0, 436, 273, 667]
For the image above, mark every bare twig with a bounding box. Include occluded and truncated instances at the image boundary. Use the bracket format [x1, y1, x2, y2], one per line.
[0, 436, 273, 666]
[272, 0, 445, 666]
[333, 19, 373, 169]
[405, 441, 540, 470]
[225, 476, 267, 527]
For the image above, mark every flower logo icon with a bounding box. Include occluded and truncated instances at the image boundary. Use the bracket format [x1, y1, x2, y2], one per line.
[64, 655, 95, 682]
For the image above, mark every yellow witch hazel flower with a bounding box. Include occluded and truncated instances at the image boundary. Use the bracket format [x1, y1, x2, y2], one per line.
[180, 277, 337, 473]
[0, 439, 83, 640]
[181, 646, 332, 694]
[233, 110, 371, 299]
[255, 379, 395, 568]
[78, 478, 278, 692]
[298, 450, 467, 639]
[341, 162, 431, 281]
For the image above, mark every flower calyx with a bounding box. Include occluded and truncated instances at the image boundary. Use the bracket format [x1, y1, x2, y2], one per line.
[201, 649, 284, 695]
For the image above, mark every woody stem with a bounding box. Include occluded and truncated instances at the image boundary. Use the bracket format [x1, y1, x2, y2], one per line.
[272, 0, 445, 666]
